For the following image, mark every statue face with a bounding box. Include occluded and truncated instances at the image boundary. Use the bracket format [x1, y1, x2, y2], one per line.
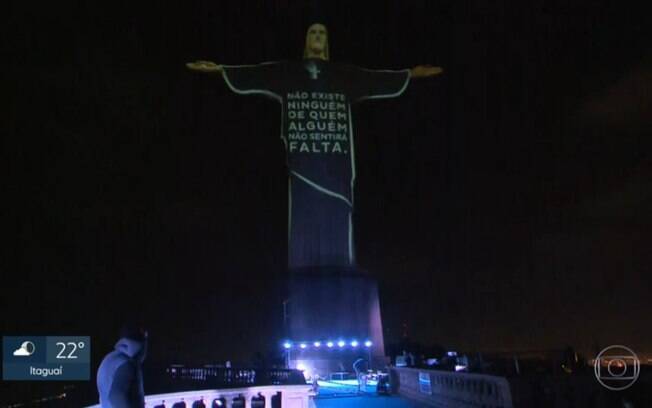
[304, 23, 328, 59]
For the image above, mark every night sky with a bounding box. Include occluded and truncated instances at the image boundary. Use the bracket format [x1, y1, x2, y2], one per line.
[4, 0, 651, 379]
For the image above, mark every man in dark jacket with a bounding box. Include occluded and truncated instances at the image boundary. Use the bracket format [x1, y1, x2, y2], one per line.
[97, 326, 148, 407]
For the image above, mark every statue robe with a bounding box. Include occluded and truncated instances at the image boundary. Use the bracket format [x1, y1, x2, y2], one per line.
[222, 59, 410, 270]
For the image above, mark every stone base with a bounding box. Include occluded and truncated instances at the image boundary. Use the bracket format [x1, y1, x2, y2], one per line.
[286, 267, 386, 375]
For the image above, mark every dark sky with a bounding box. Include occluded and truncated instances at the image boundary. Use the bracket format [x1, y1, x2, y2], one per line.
[3, 0, 651, 372]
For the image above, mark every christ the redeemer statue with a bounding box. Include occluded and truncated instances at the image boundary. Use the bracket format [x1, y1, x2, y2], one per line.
[187, 23, 442, 271]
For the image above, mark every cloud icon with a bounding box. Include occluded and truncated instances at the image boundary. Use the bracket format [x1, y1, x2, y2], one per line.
[13, 341, 36, 356]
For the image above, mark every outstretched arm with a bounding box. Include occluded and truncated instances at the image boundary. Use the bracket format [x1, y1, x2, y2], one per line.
[409, 65, 443, 79]
[186, 60, 223, 73]
[188, 61, 284, 99]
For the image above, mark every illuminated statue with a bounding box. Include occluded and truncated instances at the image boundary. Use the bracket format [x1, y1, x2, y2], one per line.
[187, 23, 442, 271]
[188, 22, 443, 373]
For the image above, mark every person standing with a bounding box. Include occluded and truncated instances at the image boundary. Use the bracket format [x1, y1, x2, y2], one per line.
[97, 326, 148, 408]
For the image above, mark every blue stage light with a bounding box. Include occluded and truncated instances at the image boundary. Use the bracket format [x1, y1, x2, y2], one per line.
[283, 338, 372, 350]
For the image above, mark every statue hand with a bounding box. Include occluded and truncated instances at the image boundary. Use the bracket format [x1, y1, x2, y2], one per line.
[410, 65, 443, 78]
[186, 60, 223, 73]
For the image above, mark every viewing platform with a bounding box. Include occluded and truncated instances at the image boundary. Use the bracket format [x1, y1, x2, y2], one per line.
[85, 381, 418, 408]
[78, 363, 651, 407]
[82, 366, 419, 407]
[81, 365, 517, 407]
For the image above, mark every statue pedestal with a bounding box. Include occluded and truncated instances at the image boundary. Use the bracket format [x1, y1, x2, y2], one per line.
[286, 267, 386, 376]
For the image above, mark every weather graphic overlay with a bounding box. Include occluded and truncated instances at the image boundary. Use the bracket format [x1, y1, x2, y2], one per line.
[3, 336, 90, 381]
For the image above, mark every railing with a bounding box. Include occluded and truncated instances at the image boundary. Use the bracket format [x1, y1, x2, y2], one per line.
[86, 384, 314, 408]
[85, 366, 314, 408]
[166, 366, 306, 387]
[390, 367, 514, 408]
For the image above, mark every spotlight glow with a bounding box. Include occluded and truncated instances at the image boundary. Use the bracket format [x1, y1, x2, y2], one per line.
[296, 361, 311, 379]
[283, 338, 373, 350]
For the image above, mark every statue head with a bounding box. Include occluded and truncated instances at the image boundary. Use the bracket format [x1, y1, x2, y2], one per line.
[303, 23, 329, 61]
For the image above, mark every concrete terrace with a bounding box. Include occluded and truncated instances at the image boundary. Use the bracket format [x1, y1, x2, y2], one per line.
[316, 395, 420, 408]
[314, 380, 419, 408]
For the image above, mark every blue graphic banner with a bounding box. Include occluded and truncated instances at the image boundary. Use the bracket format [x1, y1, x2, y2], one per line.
[3, 336, 90, 381]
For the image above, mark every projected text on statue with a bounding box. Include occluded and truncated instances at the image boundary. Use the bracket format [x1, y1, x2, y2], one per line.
[287, 92, 349, 154]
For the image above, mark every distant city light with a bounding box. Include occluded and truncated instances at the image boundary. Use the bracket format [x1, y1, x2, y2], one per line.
[337, 340, 346, 348]
[313, 341, 321, 347]
[300, 343, 307, 349]
[326, 341, 334, 348]
[283, 342, 292, 349]
[350, 340, 359, 347]
[364, 340, 373, 347]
